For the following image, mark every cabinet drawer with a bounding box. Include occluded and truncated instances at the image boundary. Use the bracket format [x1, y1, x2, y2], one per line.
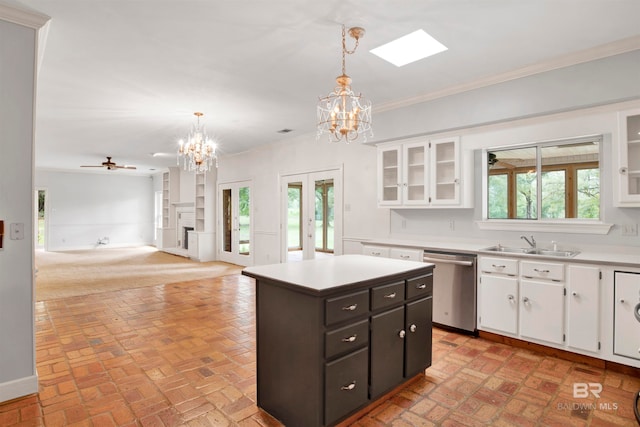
[362, 245, 390, 258]
[389, 247, 422, 261]
[521, 261, 564, 281]
[406, 274, 433, 299]
[479, 256, 518, 276]
[326, 290, 369, 326]
[371, 281, 405, 310]
[325, 347, 369, 426]
[325, 319, 369, 359]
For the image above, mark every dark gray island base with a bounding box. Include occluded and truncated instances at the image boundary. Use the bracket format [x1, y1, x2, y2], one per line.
[242, 255, 434, 427]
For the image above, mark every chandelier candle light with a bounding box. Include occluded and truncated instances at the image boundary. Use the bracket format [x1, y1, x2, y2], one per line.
[177, 112, 217, 172]
[317, 25, 372, 143]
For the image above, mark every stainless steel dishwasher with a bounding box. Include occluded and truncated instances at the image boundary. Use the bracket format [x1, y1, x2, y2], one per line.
[423, 250, 477, 334]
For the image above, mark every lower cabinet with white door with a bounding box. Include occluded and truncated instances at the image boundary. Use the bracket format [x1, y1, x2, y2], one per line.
[478, 256, 603, 357]
[614, 271, 640, 361]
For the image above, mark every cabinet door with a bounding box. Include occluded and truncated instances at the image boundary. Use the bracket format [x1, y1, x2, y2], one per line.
[478, 274, 518, 335]
[370, 306, 404, 397]
[616, 109, 640, 206]
[567, 265, 600, 353]
[325, 347, 369, 425]
[377, 145, 402, 205]
[614, 271, 640, 360]
[429, 137, 460, 206]
[402, 141, 429, 205]
[405, 298, 432, 377]
[519, 280, 564, 345]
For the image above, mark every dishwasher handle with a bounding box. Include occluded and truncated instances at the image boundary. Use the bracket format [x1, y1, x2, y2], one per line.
[423, 256, 474, 267]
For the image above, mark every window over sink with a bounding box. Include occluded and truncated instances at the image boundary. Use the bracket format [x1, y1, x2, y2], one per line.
[478, 135, 611, 234]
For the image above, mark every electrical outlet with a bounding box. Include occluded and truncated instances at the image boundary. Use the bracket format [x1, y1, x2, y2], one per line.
[449, 219, 455, 231]
[622, 223, 638, 236]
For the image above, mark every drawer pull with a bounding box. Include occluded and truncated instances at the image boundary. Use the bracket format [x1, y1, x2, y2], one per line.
[492, 264, 506, 269]
[384, 292, 397, 299]
[400, 255, 410, 259]
[416, 283, 426, 289]
[398, 330, 406, 339]
[341, 335, 357, 343]
[523, 296, 530, 304]
[508, 294, 515, 303]
[572, 291, 578, 297]
[533, 268, 550, 273]
[341, 381, 356, 391]
[409, 324, 417, 333]
[342, 304, 358, 311]
[371, 252, 381, 256]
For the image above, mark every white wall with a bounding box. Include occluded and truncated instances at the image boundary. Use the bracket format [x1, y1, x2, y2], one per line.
[0, 5, 48, 403]
[388, 102, 640, 249]
[35, 171, 155, 250]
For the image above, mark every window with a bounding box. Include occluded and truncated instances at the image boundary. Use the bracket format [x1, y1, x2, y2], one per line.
[486, 136, 601, 220]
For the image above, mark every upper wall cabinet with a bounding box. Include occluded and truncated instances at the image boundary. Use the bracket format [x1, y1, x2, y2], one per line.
[377, 136, 473, 208]
[616, 109, 640, 207]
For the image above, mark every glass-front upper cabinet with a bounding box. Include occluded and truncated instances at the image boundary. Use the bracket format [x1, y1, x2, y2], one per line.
[616, 109, 640, 206]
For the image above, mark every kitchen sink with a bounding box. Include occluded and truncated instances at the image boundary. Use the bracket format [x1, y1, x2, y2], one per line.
[481, 245, 580, 258]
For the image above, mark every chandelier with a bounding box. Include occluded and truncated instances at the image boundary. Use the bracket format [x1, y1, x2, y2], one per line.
[317, 25, 372, 143]
[177, 112, 217, 172]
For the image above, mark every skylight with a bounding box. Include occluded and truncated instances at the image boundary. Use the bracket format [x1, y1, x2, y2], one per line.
[370, 29, 448, 67]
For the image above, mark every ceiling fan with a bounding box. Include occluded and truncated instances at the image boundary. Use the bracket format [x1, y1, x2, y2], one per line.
[80, 156, 137, 170]
[487, 152, 516, 169]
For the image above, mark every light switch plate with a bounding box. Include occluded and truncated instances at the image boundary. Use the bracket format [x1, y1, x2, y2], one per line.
[10, 223, 24, 240]
[622, 223, 638, 236]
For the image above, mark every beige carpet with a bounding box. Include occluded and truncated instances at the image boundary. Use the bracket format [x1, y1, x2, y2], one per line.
[35, 246, 244, 301]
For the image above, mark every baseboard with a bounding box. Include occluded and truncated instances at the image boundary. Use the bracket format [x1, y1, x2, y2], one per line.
[0, 374, 38, 404]
[479, 331, 640, 378]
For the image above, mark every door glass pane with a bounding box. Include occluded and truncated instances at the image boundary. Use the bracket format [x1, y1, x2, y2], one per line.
[488, 174, 508, 219]
[541, 170, 566, 218]
[516, 171, 537, 219]
[626, 114, 640, 195]
[577, 168, 600, 218]
[239, 186, 250, 255]
[222, 188, 232, 253]
[287, 184, 302, 250]
[315, 179, 334, 254]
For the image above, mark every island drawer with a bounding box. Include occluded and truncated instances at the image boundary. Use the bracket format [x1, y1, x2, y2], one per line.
[406, 274, 433, 299]
[325, 319, 369, 359]
[326, 290, 369, 326]
[480, 256, 518, 276]
[371, 281, 405, 310]
[521, 261, 564, 281]
[325, 347, 369, 426]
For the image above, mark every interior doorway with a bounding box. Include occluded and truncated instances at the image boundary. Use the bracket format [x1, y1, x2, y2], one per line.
[280, 168, 342, 262]
[34, 188, 47, 250]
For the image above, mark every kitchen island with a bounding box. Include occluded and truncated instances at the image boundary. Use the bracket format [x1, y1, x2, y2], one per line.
[242, 254, 434, 427]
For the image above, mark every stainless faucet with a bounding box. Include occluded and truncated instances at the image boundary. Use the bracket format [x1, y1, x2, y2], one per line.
[520, 235, 536, 248]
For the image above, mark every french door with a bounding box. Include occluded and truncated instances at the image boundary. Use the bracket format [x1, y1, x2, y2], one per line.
[280, 169, 342, 262]
[218, 181, 252, 266]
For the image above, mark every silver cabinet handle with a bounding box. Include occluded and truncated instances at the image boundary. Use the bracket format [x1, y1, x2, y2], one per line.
[620, 299, 625, 304]
[409, 324, 417, 333]
[398, 330, 406, 339]
[371, 252, 381, 256]
[507, 294, 515, 303]
[572, 291, 578, 296]
[533, 268, 550, 273]
[384, 292, 397, 299]
[416, 283, 426, 289]
[523, 297, 530, 304]
[341, 381, 356, 391]
[341, 335, 357, 343]
[620, 167, 628, 174]
[492, 264, 506, 269]
[342, 304, 357, 311]
[399, 255, 410, 259]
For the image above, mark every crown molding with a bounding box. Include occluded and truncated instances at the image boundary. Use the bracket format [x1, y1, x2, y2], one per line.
[375, 35, 640, 114]
[0, 2, 49, 29]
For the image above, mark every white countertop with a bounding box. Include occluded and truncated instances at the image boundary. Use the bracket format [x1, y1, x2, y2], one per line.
[358, 236, 640, 268]
[242, 254, 433, 292]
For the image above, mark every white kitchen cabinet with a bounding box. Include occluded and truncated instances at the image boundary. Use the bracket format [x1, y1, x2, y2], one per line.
[567, 265, 600, 353]
[389, 247, 422, 262]
[377, 136, 471, 208]
[614, 271, 640, 360]
[478, 274, 518, 335]
[519, 279, 564, 345]
[615, 108, 640, 206]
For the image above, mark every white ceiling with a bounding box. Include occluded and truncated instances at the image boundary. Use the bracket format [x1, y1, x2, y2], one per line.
[11, 0, 640, 174]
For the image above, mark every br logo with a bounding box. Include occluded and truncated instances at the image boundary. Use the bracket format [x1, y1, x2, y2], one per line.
[573, 382, 602, 398]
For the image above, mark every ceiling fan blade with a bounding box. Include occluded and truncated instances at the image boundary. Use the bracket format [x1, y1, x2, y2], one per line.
[116, 165, 137, 170]
[80, 165, 104, 168]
